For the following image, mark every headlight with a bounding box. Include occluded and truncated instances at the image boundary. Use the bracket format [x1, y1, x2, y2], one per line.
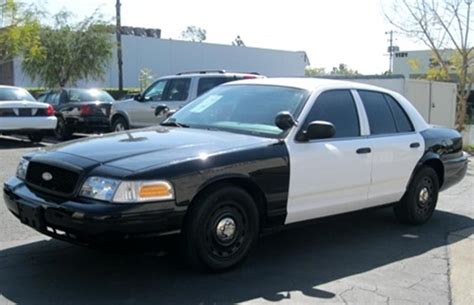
[79, 176, 174, 203]
[79, 177, 120, 202]
[16, 158, 30, 180]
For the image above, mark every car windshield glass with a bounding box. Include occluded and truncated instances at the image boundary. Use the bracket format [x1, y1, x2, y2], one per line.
[167, 85, 309, 137]
[68, 89, 114, 102]
[0, 87, 36, 102]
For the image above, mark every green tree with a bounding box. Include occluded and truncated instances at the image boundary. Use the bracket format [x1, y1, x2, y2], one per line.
[180, 26, 207, 42]
[330, 63, 360, 76]
[305, 66, 327, 77]
[21, 10, 113, 87]
[0, 0, 42, 66]
[385, 0, 473, 130]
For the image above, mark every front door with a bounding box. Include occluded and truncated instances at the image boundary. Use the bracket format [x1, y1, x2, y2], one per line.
[285, 89, 372, 224]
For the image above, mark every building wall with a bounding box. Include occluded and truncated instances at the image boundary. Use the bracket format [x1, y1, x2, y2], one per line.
[12, 36, 309, 88]
[393, 49, 456, 79]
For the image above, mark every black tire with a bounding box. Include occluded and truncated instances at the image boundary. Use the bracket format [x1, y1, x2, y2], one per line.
[54, 117, 72, 141]
[182, 185, 260, 272]
[394, 166, 440, 225]
[112, 116, 129, 132]
[28, 134, 43, 143]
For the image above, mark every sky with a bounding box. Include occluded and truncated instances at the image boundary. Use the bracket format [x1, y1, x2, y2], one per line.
[30, 0, 428, 74]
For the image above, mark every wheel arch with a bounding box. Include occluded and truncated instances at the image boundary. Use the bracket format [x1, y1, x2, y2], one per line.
[111, 111, 131, 127]
[187, 174, 268, 226]
[409, 153, 445, 190]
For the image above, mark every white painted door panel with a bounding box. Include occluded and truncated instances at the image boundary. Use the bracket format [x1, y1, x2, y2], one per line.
[285, 139, 372, 224]
[366, 133, 424, 206]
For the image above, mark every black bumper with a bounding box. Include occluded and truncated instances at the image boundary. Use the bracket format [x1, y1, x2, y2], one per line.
[65, 116, 110, 133]
[440, 152, 469, 191]
[3, 177, 186, 245]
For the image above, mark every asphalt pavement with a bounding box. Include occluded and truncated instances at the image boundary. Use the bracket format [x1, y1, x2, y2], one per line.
[0, 135, 472, 305]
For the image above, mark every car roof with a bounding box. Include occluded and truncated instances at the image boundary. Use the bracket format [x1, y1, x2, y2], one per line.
[223, 77, 399, 94]
[158, 72, 264, 80]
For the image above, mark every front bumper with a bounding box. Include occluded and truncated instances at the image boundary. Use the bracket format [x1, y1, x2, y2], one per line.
[3, 177, 186, 245]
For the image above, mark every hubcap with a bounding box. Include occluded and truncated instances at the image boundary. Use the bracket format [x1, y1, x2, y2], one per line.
[215, 217, 236, 241]
[419, 187, 430, 203]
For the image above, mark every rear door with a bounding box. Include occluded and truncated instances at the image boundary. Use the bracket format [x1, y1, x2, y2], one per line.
[355, 90, 424, 206]
[285, 89, 372, 223]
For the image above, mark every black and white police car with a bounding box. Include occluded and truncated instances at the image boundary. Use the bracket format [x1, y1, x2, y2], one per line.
[3, 78, 468, 271]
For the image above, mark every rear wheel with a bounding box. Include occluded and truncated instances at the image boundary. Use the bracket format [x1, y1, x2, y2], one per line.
[182, 185, 259, 272]
[28, 134, 43, 143]
[54, 117, 72, 141]
[112, 116, 129, 132]
[394, 166, 440, 225]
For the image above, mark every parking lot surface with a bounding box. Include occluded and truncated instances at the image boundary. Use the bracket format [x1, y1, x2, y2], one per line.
[0, 135, 472, 305]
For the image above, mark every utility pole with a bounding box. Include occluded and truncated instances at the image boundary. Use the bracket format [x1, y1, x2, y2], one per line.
[116, 0, 123, 93]
[385, 31, 399, 74]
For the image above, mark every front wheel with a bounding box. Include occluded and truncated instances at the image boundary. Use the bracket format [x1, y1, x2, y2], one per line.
[182, 185, 259, 272]
[394, 166, 440, 225]
[112, 116, 129, 132]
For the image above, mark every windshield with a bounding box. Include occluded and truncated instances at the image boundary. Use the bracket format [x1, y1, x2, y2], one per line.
[167, 84, 309, 137]
[68, 89, 114, 102]
[0, 87, 36, 102]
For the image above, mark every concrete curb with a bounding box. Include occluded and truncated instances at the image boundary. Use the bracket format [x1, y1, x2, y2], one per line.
[447, 227, 474, 305]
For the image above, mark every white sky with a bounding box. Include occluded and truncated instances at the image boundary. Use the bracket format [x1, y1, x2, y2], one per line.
[32, 0, 428, 74]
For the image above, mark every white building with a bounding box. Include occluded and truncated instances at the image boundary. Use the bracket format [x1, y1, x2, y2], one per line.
[1, 33, 310, 88]
[393, 49, 458, 79]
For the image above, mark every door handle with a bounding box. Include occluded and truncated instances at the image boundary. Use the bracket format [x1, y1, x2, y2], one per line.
[356, 147, 371, 154]
[410, 142, 420, 148]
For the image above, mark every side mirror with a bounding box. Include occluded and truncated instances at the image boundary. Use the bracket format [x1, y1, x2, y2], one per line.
[133, 94, 143, 101]
[275, 111, 297, 131]
[154, 104, 170, 117]
[302, 121, 336, 141]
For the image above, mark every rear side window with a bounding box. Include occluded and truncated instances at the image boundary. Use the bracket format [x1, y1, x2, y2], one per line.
[197, 77, 234, 96]
[358, 90, 397, 135]
[384, 94, 414, 132]
[302, 90, 360, 138]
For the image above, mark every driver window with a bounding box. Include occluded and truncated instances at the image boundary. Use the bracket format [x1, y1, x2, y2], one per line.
[143, 80, 168, 101]
[302, 90, 360, 138]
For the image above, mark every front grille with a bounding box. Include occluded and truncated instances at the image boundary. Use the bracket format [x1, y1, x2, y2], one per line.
[26, 162, 80, 196]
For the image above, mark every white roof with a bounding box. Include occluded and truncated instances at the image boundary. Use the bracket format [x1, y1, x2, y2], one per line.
[225, 77, 430, 132]
[225, 77, 397, 93]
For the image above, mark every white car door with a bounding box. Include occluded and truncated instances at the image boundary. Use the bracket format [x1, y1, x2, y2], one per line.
[355, 90, 424, 206]
[129, 79, 169, 127]
[285, 89, 373, 224]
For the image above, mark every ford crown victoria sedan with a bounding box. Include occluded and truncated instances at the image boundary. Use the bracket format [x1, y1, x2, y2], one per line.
[0, 86, 57, 143]
[3, 78, 468, 271]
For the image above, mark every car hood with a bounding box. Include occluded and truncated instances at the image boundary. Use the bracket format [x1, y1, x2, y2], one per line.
[45, 127, 278, 171]
[0, 101, 48, 108]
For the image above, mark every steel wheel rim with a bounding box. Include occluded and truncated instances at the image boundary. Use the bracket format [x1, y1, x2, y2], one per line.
[416, 176, 434, 215]
[115, 122, 125, 131]
[204, 202, 248, 259]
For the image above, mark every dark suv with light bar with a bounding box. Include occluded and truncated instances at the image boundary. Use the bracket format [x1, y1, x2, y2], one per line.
[38, 88, 115, 140]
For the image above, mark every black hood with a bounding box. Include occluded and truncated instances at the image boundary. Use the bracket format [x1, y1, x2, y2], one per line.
[43, 127, 278, 171]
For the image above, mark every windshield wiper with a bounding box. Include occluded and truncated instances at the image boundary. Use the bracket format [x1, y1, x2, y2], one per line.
[160, 120, 190, 128]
